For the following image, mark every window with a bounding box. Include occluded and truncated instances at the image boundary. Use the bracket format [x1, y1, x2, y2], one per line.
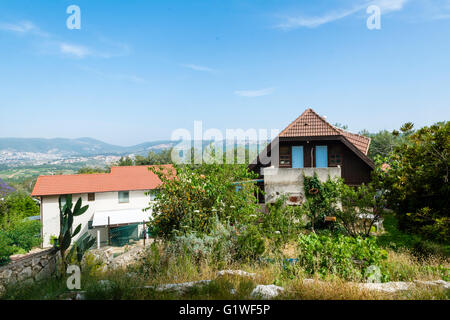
[279, 146, 291, 167]
[88, 193, 95, 201]
[315, 146, 328, 168]
[119, 191, 129, 203]
[330, 154, 343, 166]
[292, 146, 304, 168]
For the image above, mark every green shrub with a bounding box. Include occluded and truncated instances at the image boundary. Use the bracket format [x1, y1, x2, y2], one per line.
[0, 219, 41, 265]
[167, 218, 238, 267]
[371, 122, 450, 243]
[297, 233, 388, 281]
[146, 162, 260, 238]
[236, 225, 265, 261]
[302, 174, 342, 232]
[6, 219, 41, 252]
[0, 231, 15, 265]
[261, 196, 306, 248]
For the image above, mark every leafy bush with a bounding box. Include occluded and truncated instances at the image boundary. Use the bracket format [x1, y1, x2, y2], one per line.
[335, 184, 386, 238]
[302, 174, 342, 232]
[0, 219, 41, 265]
[0, 231, 15, 265]
[147, 163, 260, 238]
[371, 121, 450, 243]
[167, 219, 237, 266]
[297, 233, 388, 281]
[0, 192, 39, 227]
[236, 225, 265, 261]
[261, 196, 306, 249]
[6, 219, 41, 252]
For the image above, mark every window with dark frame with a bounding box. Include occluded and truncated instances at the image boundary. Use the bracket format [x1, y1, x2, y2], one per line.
[118, 191, 130, 203]
[279, 146, 291, 167]
[329, 154, 343, 166]
[88, 193, 95, 201]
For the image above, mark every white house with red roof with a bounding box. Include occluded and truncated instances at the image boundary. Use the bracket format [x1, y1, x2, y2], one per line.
[32, 165, 172, 248]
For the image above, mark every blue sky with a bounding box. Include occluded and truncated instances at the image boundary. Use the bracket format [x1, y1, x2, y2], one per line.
[0, 0, 449, 146]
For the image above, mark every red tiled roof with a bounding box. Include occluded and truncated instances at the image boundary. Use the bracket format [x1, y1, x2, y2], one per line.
[31, 165, 174, 197]
[279, 108, 371, 155]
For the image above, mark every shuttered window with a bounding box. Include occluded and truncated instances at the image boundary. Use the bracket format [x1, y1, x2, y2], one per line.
[292, 146, 304, 168]
[315, 146, 328, 168]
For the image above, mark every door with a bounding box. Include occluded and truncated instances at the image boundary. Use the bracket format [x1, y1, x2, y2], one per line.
[315, 146, 328, 168]
[292, 146, 304, 168]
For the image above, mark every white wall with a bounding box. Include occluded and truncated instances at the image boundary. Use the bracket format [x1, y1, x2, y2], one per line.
[41, 190, 155, 248]
[263, 167, 342, 204]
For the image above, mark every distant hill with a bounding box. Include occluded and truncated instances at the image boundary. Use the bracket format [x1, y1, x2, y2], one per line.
[0, 137, 176, 156]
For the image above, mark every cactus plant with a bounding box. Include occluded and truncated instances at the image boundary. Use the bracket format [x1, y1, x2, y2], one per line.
[57, 195, 89, 275]
[68, 234, 96, 267]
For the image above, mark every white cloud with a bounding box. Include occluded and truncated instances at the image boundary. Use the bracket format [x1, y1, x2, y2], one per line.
[79, 66, 146, 84]
[275, 7, 362, 29]
[373, 0, 408, 12]
[60, 43, 91, 58]
[234, 87, 275, 97]
[274, 0, 408, 30]
[1, 20, 130, 60]
[0, 20, 48, 37]
[181, 64, 216, 72]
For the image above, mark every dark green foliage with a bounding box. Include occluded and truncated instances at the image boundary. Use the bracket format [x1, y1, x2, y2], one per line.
[67, 234, 97, 266]
[0, 231, 15, 265]
[57, 195, 94, 273]
[261, 196, 306, 248]
[0, 191, 40, 227]
[0, 191, 41, 265]
[298, 233, 388, 281]
[335, 184, 386, 238]
[372, 121, 449, 243]
[0, 220, 41, 266]
[302, 173, 341, 232]
[77, 167, 110, 174]
[147, 162, 259, 238]
[117, 149, 173, 166]
[5, 220, 41, 252]
[377, 213, 449, 258]
[236, 225, 265, 261]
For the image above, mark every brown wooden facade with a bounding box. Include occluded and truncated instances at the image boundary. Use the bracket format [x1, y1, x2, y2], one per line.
[250, 135, 373, 189]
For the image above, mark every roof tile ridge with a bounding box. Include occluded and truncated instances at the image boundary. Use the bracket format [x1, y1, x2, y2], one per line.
[37, 172, 110, 178]
[307, 108, 341, 135]
[333, 126, 371, 155]
[279, 108, 311, 136]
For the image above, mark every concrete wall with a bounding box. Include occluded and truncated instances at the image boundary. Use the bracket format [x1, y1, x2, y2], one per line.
[0, 249, 59, 294]
[41, 190, 155, 248]
[263, 167, 341, 204]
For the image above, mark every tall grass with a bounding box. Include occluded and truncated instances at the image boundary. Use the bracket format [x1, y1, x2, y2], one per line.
[1, 240, 448, 300]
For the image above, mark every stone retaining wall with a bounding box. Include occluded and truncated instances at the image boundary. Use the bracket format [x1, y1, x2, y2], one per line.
[0, 248, 60, 292]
